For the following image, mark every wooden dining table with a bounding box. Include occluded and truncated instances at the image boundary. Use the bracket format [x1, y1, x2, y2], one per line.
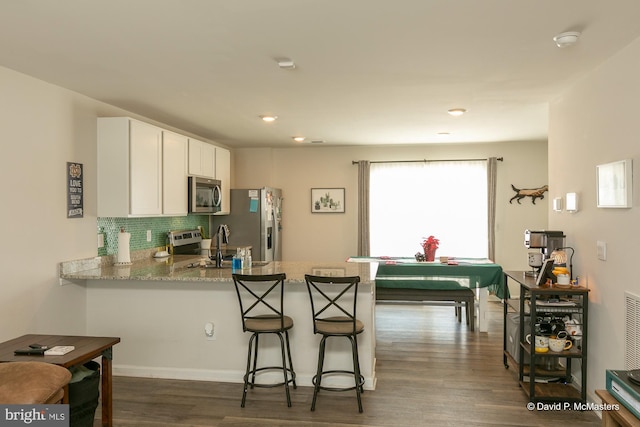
[349, 257, 505, 332]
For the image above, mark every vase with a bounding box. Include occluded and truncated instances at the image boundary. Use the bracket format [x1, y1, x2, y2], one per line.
[425, 248, 436, 262]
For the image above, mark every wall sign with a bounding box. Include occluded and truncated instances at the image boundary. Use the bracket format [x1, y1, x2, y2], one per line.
[67, 162, 84, 218]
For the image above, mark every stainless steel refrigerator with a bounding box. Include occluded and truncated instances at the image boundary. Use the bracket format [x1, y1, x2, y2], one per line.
[213, 188, 283, 262]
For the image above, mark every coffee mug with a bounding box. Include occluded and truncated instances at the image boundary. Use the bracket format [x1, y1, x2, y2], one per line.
[564, 319, 582, 338]
[549, 336, 573, 352]
[525, 334, 549, 353]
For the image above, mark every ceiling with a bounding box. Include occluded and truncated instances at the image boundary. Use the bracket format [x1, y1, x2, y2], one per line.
[1, 1, 640, 148]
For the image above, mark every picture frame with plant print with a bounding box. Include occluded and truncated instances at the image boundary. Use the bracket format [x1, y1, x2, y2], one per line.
[311, 188, 345, 213]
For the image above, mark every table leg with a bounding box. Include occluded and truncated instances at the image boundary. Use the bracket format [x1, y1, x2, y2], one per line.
[101, 348, 113, 427]
[477, 288, 488, 332]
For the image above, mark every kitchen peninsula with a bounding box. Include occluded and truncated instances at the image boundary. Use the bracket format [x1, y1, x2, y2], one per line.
[60, 255, 377, 390]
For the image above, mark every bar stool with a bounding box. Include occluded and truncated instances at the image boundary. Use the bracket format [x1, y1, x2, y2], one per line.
[304, 274, 364, 412]
[232, 273, 296, 407]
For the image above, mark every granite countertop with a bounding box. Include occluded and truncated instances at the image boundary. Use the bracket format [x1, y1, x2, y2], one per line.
[59, 255, 376, 284]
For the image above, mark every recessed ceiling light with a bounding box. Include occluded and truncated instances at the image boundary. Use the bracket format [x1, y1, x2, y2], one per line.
[259, 115, 278, 122]
[276, 58, 296, 69]
[447, 108, 466, 116]
[292, 136, 305, 142]
[553, 31, 580, 48]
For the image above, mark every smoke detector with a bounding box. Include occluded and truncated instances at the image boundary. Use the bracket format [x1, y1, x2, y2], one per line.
[553, 31, 580, 48]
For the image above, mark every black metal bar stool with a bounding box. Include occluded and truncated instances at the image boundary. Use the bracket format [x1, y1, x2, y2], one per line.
[232, 273, 296, 407]
[304, 274, 364, 412]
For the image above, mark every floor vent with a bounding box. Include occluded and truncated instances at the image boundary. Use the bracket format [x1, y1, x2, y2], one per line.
[625, 291, 640, 370]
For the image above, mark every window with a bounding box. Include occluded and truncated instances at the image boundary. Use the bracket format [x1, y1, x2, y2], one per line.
[369, 160, 488, 258]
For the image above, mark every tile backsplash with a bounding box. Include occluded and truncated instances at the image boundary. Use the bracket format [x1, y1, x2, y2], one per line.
[97, 216, 209, 256]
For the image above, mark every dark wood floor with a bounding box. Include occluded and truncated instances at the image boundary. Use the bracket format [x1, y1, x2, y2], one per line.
[102, 301, 601, 426]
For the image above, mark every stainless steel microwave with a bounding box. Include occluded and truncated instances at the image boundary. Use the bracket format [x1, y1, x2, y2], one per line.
[188, 177, 222, 214]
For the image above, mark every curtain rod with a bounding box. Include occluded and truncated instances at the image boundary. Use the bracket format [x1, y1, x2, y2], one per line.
[351, 157, 503, 165]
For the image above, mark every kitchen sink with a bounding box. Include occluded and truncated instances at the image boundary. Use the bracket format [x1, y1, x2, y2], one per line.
[251, 261, 271, 267]
[186, 260, 270, 269]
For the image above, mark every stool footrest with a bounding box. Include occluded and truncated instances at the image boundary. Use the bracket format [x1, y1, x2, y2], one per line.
[312, 370, 365, 392]
[245, 367, 296, 389]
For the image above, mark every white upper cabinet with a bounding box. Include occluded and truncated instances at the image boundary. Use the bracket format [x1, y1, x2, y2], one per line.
[98, 117, 228, 218]
[189, 139, 231, 214]
[214, 146, 230, 215]
[188, 139, 215, 178]
[98, 117, 163, 217]
[162, 131, 188, 216]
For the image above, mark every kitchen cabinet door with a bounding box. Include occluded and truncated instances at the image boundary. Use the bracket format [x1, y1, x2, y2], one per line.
[129, 120, 163, 215]
[188, 138, 203, 176]
[98, 117, 163, 217]
[188, 139, 215, 178]
[162, 131, 188, 215]
[201, 143, 215, 178]
[214, 146, 230, 214]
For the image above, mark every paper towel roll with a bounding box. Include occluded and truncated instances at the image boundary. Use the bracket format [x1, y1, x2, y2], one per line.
[117, 231, 131, 264]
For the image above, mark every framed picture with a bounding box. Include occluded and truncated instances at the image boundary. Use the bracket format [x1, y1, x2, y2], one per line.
[596, 159, 633, 208]
[536, 258, 555, 287]
[311, 188, 345, 213]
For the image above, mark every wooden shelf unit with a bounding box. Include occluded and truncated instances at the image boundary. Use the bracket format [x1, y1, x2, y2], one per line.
[503, 271, 589, 403]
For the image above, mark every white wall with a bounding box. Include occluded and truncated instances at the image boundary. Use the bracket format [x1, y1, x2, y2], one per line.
[0, 66, 98, 341]
[0, 66, 223, 342]
[234, 142, 549, 279]
[549, 37, 640, 398]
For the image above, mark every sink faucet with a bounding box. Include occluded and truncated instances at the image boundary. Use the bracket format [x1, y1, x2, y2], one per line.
[213, 225, 230, 268]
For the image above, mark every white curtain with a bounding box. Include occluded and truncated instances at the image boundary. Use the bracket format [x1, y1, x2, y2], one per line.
[369, 160, 488, 258]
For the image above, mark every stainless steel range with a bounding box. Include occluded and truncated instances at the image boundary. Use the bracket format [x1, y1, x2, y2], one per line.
[168, 229, 229, 269]
[167, 229, 203, 256]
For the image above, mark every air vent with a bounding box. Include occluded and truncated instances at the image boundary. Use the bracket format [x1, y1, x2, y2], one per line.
[625, 291, 640, 370]
[310, 140, 324, 144]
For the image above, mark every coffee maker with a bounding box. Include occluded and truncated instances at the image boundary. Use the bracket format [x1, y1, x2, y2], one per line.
[524, 230, 565, 276]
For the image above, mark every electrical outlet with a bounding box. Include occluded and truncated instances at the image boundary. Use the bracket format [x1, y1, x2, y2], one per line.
[97, 233, 104, 248]
[146, 230, 152, 242]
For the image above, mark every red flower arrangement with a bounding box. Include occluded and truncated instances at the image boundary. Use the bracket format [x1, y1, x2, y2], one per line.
[421, 235, 440, 252]
[421, 235, 439, 261]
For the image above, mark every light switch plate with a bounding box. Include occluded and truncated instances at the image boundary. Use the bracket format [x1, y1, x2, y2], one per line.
[97, 233, 104, 248]
[597, 241, 607, 261]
